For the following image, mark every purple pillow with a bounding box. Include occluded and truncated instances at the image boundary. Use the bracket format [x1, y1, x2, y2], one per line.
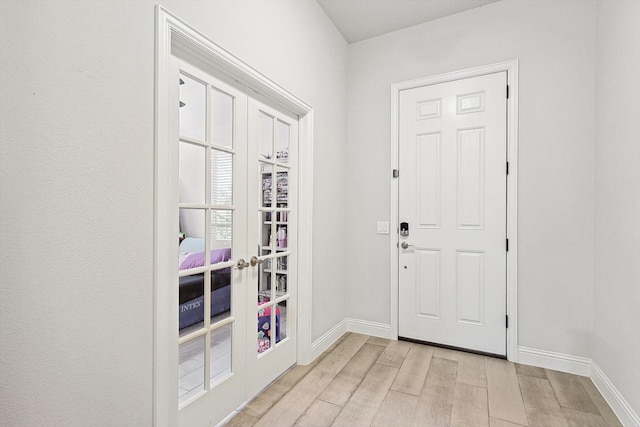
[179, 248, 232, 270]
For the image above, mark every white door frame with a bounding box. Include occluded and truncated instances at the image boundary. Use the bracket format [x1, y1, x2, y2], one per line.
[154, 6, 314, 426]
[390, 60, 519, 360]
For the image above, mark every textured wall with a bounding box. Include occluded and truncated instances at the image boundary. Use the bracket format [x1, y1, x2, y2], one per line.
[0, 0, 347, 424]
[593, 0, 640, 416]
[346, 0, 596, 358]
[0, 1, 156, 425]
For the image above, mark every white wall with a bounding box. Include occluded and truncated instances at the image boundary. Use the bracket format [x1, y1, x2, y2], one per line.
[346, 0, 596, 358]
[593, 0, 640, 416]
[0, 0, 347, 425]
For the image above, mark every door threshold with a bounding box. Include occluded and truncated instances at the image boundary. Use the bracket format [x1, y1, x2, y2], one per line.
[398, 336, 506, 360]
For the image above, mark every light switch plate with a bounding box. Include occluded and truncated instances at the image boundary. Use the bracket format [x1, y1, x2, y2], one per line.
[377, 221, 389, 235]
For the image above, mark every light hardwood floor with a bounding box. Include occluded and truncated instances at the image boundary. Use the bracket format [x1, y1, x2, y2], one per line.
[226, 333, 622, 427]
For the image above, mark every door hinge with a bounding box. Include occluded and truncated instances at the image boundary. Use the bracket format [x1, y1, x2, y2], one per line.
[393, 169, 399, 178]
[506, 161, 509, 175]
[506, 85, 510, 99]
[506, 238, 509, 251]
[506, 315, 509, 328]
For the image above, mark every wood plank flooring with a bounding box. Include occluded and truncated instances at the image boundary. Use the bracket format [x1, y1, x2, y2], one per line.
[225, 333, 622, 427]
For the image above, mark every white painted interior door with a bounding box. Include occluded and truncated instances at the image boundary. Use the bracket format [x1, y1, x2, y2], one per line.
[175, 62, 297, 425]
[247, 98, 298, 397]
[398, 72, 508, 356]
[176, 62, 248, 426]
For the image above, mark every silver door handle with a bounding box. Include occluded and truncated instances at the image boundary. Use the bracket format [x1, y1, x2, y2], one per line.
[250, 256, 265, 267]
[235, 258, 250, 270]
[401, 242, 415, 249]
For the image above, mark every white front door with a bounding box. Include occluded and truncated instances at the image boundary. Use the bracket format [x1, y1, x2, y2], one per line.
[398, 72, 508, 356]
[175, 61, 297, 425]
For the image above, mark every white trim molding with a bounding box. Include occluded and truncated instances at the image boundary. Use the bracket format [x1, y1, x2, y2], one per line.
[310, 319, 348, 361]
[517, 347, 639, 426]
[346, 318, 391, 339]
[310, 319, 391, 362]
[592, 363, 640, 427]
[389, 60, 519, 360]
[517, 346, 592, 377]
[154, 6, 314, 425]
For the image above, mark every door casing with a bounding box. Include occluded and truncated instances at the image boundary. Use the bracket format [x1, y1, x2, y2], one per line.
[390, 60, 519, 360]
[154, 6, 315, 426]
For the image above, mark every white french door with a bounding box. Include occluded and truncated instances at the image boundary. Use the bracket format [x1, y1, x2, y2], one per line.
[398, 72, 508, 356]
[247, 98, 298, 397]
[176, 62, 247, 425]
[174, 61, 297, 426]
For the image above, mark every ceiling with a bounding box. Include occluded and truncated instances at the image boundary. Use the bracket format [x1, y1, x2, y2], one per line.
[317, 0, 501, 43]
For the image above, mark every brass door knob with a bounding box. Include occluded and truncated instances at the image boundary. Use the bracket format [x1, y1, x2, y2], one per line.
[235, 259, 250, 270]
[250, 256, 265, 267]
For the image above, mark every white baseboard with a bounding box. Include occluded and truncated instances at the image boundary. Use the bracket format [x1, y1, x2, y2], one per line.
[345, 318, 391, 338]
[309, 318, 391, 362]
[591, 362, 640, 427]
[310, 319, 347, 361]
[517, 347, 639, 426]
[517, 346, 592, 377]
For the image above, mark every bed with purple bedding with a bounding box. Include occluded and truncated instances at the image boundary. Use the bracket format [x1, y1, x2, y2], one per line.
[179, 244, 232, 330]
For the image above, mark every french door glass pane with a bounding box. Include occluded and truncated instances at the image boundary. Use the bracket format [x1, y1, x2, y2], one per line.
[179, 208, 205, 267]
[210, 210, 232, 253]
[258, 111, 274, 160]
[178, 273, 205, 337]
[276, 170, 288, 204]
[275, 119, 290, 163]
[211, 150, 233, 205]
[276, 209, 288, 223]
[257, 304, 278, 354]
[210, 323, 232, 384]
[258, 265, 271, 307]
[275, 225, 287, 250]
[179, 141, 205, 205]
[261, 165, 273, 208]
[211, 88, 234, 148]
[277, 300, 287, 343]
[179, 334, 205, 404]
[210, 271, 231, 325]
[177, 196, 209, 335]
[179, 73, 206, 141]
[276, 255, 288, 277]
[276, 273, 286, 298]
[260, 211, 272, 247]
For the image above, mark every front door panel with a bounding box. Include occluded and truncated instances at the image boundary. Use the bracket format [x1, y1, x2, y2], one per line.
[398, 72, 507, 356]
